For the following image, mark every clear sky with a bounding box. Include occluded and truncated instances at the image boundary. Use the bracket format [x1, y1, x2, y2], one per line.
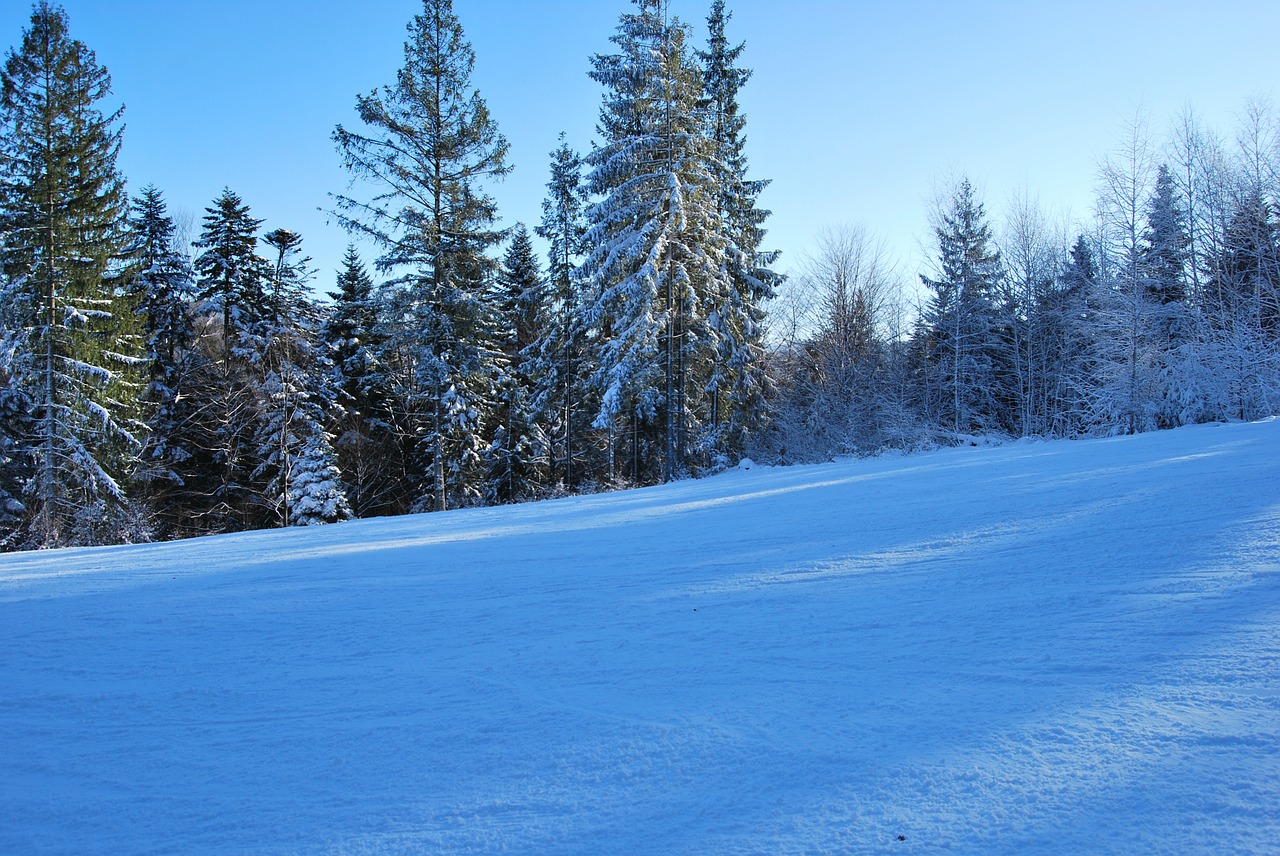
[4, 0, 1280, 295]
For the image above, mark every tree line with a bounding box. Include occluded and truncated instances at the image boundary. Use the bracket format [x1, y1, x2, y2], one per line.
[2, 0, 1278, 550]
[762, 107, 1280, 463]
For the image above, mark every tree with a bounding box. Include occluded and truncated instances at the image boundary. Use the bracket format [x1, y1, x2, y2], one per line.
[333, 0, 509, 511]
[1092, 113, 1161, 434]
[0, 1, 141, 547]
[485, 224, 550, 504]
[190, 187, 267, 531]
[534, 135, 590, 488]
[193, 188, 266, 370]
[252, 228, 350, 527]
[322, 245, 403, 517]
[581, 0, 727, 482]
[699, 0, 780, 461]
[764, 225, 900, 460]
[125, 185, 201, 535]
[917, 178, 1005, 435]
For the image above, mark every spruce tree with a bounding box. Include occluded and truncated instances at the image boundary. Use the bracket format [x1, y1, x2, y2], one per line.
[699, 0, 780, 461]
[193, 188, 267, 370]
[125, 185, 201, 535]
[485, 224, 549, 504]
[581, 0, 728, 483]
[252, 228, 351, 527]
[322, 246, 404, 517]
[0, 1, 141, 547]
[333, 0, 509, 511]
[190, 188, 267, 531]
[534, 135, 589, 488]
[918, 178, 1005, 435]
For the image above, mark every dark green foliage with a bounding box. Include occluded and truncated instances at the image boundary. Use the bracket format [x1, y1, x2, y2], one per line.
[917, 179, 1005, 435]
[333, 0, 509, 512]
[0, 1, 141, 547]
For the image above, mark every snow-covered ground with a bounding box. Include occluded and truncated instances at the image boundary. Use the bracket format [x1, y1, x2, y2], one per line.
[2, 421, 1278, 854]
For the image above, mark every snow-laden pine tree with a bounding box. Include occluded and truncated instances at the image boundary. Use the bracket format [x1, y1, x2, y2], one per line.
[534, 135, 590, 488]
[125, 186, 202, 536]
[917, 178, 1005, 436]
[252, 229, 351, 527]
[484, 225, 550, 504]
[581, 0, 728, 483]
[191, 188, 268, 531]
[194, 188, 267, 370]
[0, 2, 143, 547]
[698, 0, 780, 462]
[322, 246, 404, 517]
[1139, 164, 1199, 427]
[1051, 234, 1102, 435]
[333, 0, 509, 511]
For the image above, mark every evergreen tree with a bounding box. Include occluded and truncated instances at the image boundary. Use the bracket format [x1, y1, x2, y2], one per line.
[193, 188, 267, 369]
[917, 178, 1005, 435]
[190, 188, 267, 531]
[252, 228, 351, 527]
[0, 1, 141, 547]
[581, 0, 728, 482]
[1139, 164, 1196, 427]
[125, 185, 201, 535]
[1053, 234, 1101, 434]
[485, 224, 549, 504]
[699, 0, 780, 461]
[322, 245, 404, 517]
[1141, 165, 1190, 307]
[333, 0, 509, 511]
[534, 135, 590, 488]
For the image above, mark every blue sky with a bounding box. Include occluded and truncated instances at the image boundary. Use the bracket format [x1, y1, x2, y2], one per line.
[4, 0, 1280, 294]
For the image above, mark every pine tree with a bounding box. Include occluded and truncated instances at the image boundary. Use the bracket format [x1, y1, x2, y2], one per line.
[125, 185, 201, 535]
[917, 178, 1005, 436]
[190, 188, 267, 531]
[333, 0, 509, 511]
[0, 1, 142, 547]
[252, 228, 351, 527]
[485, 224, 549, 504]
[534, 135, 589, 488]
[322, 246, 403, 517]
[581, 0, 728, 482]
[193, 188, 266, 370]
[1139, 164, 1196, 427]
[699, 0, 780, 461]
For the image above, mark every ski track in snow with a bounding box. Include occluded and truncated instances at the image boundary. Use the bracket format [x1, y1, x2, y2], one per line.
[1, 421, 1278, 854]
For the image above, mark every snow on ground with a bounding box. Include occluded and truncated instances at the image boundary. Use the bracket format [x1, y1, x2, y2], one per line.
[2, 421, 1278, 854]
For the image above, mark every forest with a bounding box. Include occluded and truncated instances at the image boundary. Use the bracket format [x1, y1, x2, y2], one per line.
[2, 0, 1278, 550]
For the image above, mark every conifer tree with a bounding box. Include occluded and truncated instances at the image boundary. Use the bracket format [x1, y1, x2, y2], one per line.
[253, 228, 350, 527]
[917, 178, 1005, 435]
[485, 224, 549, 504]
[582, 0, 728, 482]
[0, 1, 141, 547]
[333, 0, 509, 511]
[699, 0, 780, 460]
[193, 188, 267, 370]
[190, 188, 267, 531]
[534, 135, 590, 488]
[125, 185, 201, 535]
[323, 246, 403, 516]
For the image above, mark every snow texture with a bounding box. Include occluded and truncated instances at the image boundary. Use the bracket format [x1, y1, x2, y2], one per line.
[2, 420, 1278, 854]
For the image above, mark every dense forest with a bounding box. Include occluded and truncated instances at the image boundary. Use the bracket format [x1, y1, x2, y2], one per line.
[2, 0, 1278, 550]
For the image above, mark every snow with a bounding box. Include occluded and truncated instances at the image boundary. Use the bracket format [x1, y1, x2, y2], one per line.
[2, 420, 1278, 854]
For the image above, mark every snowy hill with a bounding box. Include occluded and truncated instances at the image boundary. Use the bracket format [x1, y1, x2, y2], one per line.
[2, 421, 1278, 855]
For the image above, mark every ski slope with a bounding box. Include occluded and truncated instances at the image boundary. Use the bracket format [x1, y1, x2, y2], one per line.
[2, 421, 1278, 854]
